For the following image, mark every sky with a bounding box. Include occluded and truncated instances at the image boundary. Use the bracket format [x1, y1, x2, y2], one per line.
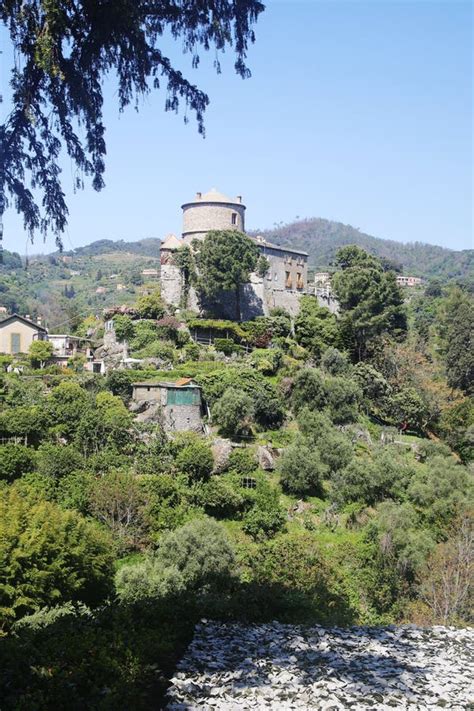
[1, 0, 472, 254]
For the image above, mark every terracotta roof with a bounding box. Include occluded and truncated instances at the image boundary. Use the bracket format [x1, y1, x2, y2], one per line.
[175, 377, 193, 386]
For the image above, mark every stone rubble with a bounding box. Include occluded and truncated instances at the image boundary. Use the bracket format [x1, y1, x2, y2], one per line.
[166, 620, 473, 710]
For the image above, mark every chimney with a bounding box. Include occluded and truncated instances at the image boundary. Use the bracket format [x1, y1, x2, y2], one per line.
[236, 195, 242, 203]
[37, 317, 42, 327]
[196, 192, 202, 199]
[25, 314, 31, 320]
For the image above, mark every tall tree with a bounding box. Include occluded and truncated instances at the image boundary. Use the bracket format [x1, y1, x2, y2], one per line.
[0, 1, 264, 251]
[194, 230, 259, 321]
[332, 245, 407, 361]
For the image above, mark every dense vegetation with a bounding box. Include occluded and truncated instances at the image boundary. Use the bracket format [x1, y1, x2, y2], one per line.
[256, 217, 473, 280]
[0, 245, 472, 709]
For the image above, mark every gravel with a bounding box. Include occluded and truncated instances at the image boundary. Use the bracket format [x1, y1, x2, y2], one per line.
[166, 620, 473, 709]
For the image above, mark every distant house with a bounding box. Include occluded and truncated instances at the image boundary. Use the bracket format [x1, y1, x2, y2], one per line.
[0, 306, 8, 316]
[132, 378, 204, 432]
[142, 268, 159, 279]
[396, 276, 422, 288]
[0, 314, 48, 355]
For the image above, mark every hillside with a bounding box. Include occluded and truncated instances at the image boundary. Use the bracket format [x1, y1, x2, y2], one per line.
[256, 218, 473, 280]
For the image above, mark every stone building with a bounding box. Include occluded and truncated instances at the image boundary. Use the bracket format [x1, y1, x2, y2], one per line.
[132, 378, 204, 432]
[160, 189, 309, 318]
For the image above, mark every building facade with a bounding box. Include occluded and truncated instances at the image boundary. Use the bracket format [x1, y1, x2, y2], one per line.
[160, 190, 309, 318]
[132, 379, 204, 432]
[0, 314, 48, 354]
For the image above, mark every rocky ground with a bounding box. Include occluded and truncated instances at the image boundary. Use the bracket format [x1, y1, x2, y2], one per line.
[166, 620, 473, 709]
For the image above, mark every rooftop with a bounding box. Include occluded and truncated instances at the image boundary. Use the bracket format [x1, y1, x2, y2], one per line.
[252, 235, 308, 257]
[133, 378, 199, 389]
[161, 233, 182, 250]
[182, 188, 245, 208]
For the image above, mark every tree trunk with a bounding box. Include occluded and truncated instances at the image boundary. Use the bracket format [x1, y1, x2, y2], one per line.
[235, 284, 241, 322]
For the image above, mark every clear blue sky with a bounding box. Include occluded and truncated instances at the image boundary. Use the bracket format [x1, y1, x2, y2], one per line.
[1, 0, 472, 254]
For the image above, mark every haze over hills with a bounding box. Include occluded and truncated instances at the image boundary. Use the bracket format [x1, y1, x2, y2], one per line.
[52, 217, 474, 281]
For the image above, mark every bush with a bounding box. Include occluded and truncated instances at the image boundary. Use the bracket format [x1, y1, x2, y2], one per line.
[173, 433, 214, 481]
[297, 410, 353, 473]
[227, 447, 258, 475]
[116, 518, 235, 603]
[321, 347, 350, 375]
[212, 387, 254, 438]
[325, 376, 361, 424]
[214, 338, 242, 356]
[191, 476, 245, 519]
[36, 443, 84, 479]
[291, 368, 327, 414]
[0, 488, 114, 624]
[113, 314, 135, 342]
[278, 440, 328, 496]
[0, 443, 36, 482]
[136, 289, 166, 319]
[242, 482, 286, 540]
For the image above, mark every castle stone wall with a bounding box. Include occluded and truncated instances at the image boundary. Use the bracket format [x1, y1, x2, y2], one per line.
[160, 261, 183, 307]
[182, 202, 245, 243]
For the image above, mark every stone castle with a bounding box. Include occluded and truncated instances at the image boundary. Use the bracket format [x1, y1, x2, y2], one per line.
[160, 189, 309, 319]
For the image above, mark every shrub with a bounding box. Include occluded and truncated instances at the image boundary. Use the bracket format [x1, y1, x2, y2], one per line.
[116, 518, 235, 603]
[297, 410, 353, 473]
[242, 481, 286, 540]
[0, 488, 114, 624]
[191, 476, 245, 519]
[214, 338, 242, 356]
[321, 347, 350, 375]
[36, 443, 84, 479]
[278, 439, 328, 496]
[113, 314, 135, 342]
[227, 447, 258, 475]
[291, 368, 327, 414]
[0, 443, 36, 482]
[173, 433, 214, 481]
[136, 289, 166, 319]
[325, 376, 361, 424]
[212, 387, 254, 438]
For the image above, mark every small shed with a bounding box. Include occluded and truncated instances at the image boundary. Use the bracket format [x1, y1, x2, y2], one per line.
[132, 378, 204, 432]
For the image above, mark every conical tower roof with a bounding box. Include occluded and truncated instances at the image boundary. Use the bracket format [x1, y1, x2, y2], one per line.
[161, 233, 182, 250]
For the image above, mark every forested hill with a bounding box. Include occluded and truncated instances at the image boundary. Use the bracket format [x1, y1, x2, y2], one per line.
[256, 218, 473, 280]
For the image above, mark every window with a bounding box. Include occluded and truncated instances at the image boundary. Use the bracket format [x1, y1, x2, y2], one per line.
[241, 477, 257, 489]
[297, 273, 304, 289]
[10, 333, 21, 354]
[231, 212, 237, 225]
[285, 271, 292, 289]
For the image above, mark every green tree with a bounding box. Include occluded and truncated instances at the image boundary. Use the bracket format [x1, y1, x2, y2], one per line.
[332, 246, 407, 361]
[0, 488, 114, 624]
[1, 2, 264, 247]
[194, 231, 260, 321]
[135, 289, 166, 320]
[278, 438, 328, 496]
[113, 315, 135, 343]
[212, 387, 254, 438]
[294, 296, 339, 357]
[36, 443, 83, 479]
[0, 443, 36, 482]
[438, 399, 474, 463]
[28, 340, 54, 369]
[116, 518, 235, 603]
[443, 292, 474, 394]
[173, 433, 214, 481]
[290, 368, 327, 414]
[389, 387, 428, 432]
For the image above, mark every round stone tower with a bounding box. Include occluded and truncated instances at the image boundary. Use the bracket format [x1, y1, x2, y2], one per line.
[181, 188, 246, 244]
